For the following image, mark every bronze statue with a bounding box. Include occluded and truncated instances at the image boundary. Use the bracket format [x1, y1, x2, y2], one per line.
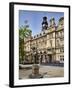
[31, 47, 39, 64]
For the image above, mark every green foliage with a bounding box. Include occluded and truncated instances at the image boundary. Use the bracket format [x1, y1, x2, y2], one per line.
[19, 25, 32, 64]
[19, 25, 32, 39]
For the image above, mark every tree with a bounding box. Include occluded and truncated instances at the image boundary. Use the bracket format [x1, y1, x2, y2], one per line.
[19, 25, 32, 64]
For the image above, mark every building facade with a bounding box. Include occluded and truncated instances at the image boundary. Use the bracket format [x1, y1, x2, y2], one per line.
[24, 16, 64, 64]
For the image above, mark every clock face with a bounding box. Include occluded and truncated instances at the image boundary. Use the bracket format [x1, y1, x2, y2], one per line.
[43, 24, 46, 27]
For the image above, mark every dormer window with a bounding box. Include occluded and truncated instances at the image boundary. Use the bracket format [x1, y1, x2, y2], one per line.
[43, 32, 45, 34]
[34, 36, 36, 38]
[31, 37, 33, 39]
[37, 34, 39, 37]
[40, 33, 42, 36]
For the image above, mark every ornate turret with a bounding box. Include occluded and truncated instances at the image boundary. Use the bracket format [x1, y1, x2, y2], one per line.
[58, 17, 64, 25]
[50, 17, 56, 27]
[57, 17, 64, 31]
[42, 16, 48, 31]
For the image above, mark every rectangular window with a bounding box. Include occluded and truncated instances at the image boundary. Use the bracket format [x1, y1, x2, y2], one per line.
[56, 32, 59, 38]
[60, 31, 64, 37]
[49, 33, 53, 39]
[50, 40, 52, 47]
[60, 38, 64, 41]
[60, 55, 64, 61]
[60, 47, 64, 52]
[56, 39, 60, 47]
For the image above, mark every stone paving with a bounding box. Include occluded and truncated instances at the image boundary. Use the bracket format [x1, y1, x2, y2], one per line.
[19, 65, 64, 79]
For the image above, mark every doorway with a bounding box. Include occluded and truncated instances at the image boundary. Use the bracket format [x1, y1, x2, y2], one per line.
[48, 54, 52, 63]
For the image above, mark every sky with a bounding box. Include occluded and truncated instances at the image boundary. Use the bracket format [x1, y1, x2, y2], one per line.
[19, 10, 64, 36]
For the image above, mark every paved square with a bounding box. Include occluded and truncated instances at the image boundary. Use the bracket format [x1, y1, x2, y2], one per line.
[19, 65, 64, 79]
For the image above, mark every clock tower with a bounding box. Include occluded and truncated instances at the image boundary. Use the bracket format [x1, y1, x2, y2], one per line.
[42, 16, 48, 31]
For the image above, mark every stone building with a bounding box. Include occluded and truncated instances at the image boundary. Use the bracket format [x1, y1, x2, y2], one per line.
[24, 16, 64, 64]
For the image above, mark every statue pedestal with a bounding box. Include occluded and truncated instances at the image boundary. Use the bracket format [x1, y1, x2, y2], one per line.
[29, 64, 43, 78]
[32, 64, 39, 75]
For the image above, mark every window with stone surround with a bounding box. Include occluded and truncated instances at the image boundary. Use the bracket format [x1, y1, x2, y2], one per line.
[50, 40, 52, 47]
[60, 47, 64, 52]
[49, 33, 53, 39]
[60, 31, 63, 37]
[60, 55, 64, 61]
[56, 32, 59, 38]
[56, 39, 60, 47]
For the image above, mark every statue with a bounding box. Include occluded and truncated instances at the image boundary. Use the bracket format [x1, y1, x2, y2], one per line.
[31, 47, 38, 64]
[29, 46, 43, 78]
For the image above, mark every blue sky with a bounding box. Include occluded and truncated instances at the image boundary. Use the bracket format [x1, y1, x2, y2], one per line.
[19, 10, 64, 36]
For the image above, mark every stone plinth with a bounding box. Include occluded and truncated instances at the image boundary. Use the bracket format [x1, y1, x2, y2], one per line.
[32, 64, 39, 75]
[29, 64, 43, 78]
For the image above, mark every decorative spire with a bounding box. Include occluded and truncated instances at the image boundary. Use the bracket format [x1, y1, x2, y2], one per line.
[58, 17, 64, 25]
[50, 17, 56, 27]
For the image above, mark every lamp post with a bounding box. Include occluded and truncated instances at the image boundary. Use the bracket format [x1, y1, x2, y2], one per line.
[29, 46, 43, 78]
